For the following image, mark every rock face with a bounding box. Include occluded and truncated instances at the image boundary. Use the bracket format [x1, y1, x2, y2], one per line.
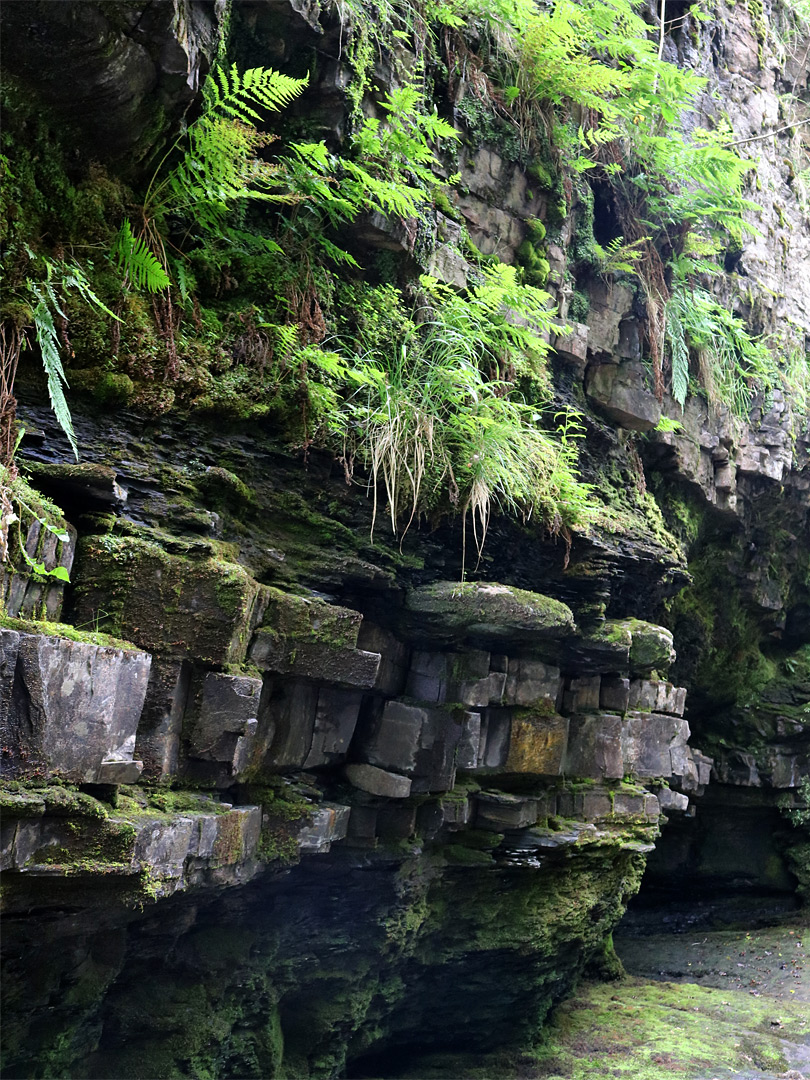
[0, 1, 224, 172]
[1, 0, 808, 1076]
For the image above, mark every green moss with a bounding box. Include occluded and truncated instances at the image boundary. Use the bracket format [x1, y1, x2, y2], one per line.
[533, 976, 809, 1078]
[568, 289, 590, 322]
[0, 613, 137, 651]
[258, 586, 362, 650]
[196, 466, 253, 507]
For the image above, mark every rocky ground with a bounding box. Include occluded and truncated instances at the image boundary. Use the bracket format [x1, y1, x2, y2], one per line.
[360, 921, 809, 1080]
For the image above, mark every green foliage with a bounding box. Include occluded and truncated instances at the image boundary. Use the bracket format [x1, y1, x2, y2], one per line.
[665, 283, 778, 416]
[113, 220, 171, 293]
[12, 255, 120, 460]
[779, 775, 810, 827]
[335, 268, 592, 561]
[146, 65, 307, 231]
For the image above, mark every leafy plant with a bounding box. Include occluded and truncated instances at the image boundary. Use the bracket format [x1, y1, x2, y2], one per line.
[337, 268, 591, 566]
[113, 221, 171, 293]
[665, 283, 778, 416]
[1, 250, 120, 463]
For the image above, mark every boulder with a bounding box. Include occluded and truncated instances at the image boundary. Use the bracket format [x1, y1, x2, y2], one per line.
[475, 791, 539, 831]
[505, 709, 569, 775]
[297, 804, 351, 853]
[502, 658, 561, 708]
[564, 714, 624, 780]
[185, 672, 263, 777]
[72, 535, 267, 666]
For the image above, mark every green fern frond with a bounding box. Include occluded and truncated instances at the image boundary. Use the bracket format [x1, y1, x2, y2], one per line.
[204, 64, 308, 122]
[114, 220, 171, 293]
[28, 288, 78, 460]
[665, 293, 690, 407]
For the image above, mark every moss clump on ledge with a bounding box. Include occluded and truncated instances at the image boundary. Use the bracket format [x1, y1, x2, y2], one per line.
[0, 613, 137, 651]
[403, 580, 576, 645]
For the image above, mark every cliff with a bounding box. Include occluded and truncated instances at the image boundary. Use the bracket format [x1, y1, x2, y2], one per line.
[0, 0, 808, 1076]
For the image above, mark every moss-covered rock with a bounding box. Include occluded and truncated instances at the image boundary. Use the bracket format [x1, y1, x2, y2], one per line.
[403, 581, 576, 648]
[71, 534, 266, 664]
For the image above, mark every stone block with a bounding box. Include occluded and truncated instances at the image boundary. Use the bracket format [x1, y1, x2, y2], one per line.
[600, 676, 630, 713]
[505, 709, 568, 775]
[356, 622, 410, 696]
[447, 650, 500, 707]
[456, 711, 482, 770]
[475, 791, 539, 831]
[135, 659, 191, 781]
[0, 820, 18, 870]
[405, 650, 449, 703]
[297, 804, 351, 853]
[611, 792, 651, 819]
[657, 788, 689, 812]
[553, 321, 589, 368]
[345, 763, 412, 798]
[627, 679, 658, 712]
[627, 679, 686, 716]
[585, 361, 661, 432]
[375, 802, 418, 840]
[0, 628, 20, 727]
[402, 581, 575, 649]
[441, 793, 472, 829]
[581, 792, 614, 819]
[563, 675, 601, 713]
[250, 630, 381, 689]
[477, 709, 512, 768]
[72, 535, 266, 666]
[427, 242, 469, 289]
[4, 631, 150, 783]
[186, 672, 263, 776]
[133, 817, 196, 877]
[411, 707, 463, 794]
[303, 688, 364, 768]
[656, 683, 686, 716]
[585, 281, 635, 355]
[502, 658, 561, 707]
[263, 680, 319, 770]
[362, 700, 425, 774]
[621, 713, 690, 779]
[346, 804, 378, 844]
[564, 714, 624, 780]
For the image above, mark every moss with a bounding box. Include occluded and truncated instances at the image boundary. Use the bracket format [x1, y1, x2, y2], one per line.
[613, 618, 675, 674]
[258, 586, 362, 650]
[0, 613, 137, 651]
[196, 466, 253, 507]
[71, 533, 263, 663]
[443, 844, 496, 866]
[568, 288, 590, 322]
[533, 976, 809, 1079]
[405, 581, 575, 640]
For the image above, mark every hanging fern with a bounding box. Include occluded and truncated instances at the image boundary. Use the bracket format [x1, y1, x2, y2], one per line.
[665, 290, 690, 408]
[114, 220, 172, 293]
[27, 285, 78, 460]
[148, 65, 308, 234]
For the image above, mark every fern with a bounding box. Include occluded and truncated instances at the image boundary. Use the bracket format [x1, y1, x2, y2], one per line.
[28, 286, 77, 460]
[114, 220, 172, 292]
[665, 290, 690, 407]
[203, 64, 308, 121]
[145, 65, 308, 234]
